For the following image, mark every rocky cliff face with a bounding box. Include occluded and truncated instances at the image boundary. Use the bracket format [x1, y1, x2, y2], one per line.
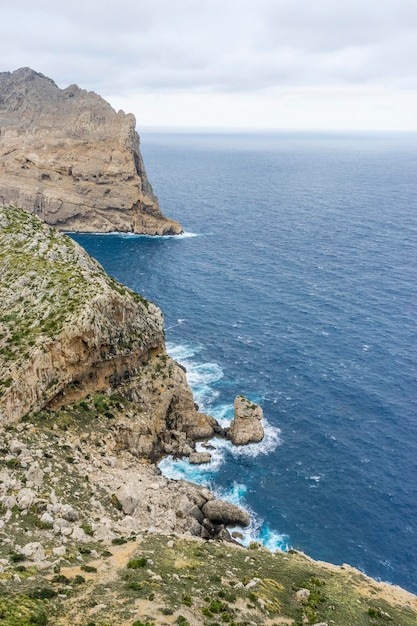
[0, 68, 182, 235]
[0, 205, 250, 554]
[0, 206, 211, 459]
[1, 208, 416, 623]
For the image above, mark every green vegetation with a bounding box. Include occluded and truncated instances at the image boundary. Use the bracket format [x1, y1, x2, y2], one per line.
[7, 529, 412, 625]
[127, 557, 148, 569]
[0, 595, 48, 625]
[0, 205, 152, 378]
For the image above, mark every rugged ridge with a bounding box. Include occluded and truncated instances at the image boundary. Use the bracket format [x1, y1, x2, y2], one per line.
[0, 68, 182, 235]
[0, 206, 213, 459]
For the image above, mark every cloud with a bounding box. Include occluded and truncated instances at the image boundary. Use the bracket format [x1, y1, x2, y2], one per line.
[1, 0, 417, 128]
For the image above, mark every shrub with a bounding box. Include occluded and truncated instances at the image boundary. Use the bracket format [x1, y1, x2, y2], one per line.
[127, 557, 147, 569]
[81, 564, 97, 573]
[111, 536, 127, 545]
[29, 587, 57, 600]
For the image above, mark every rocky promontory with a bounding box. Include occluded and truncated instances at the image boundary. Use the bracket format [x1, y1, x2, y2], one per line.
[1, 206, 417, 625]
[0, 68, 182, 235]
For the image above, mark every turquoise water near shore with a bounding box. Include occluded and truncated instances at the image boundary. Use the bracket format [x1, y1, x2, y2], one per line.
[71, 130, 417, 593]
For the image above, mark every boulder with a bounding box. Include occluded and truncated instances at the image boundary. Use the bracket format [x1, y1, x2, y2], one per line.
[16, 488, 37, 511]
[20, 542, 45, 562]
[296, 588, 311, 603]
[227, 396, 264, 445]
[25, 462, 44, 487]
[60, 504, 79, 522]
[202, 499, 250, 527]
[189, 452, 212, 464]
[114, 483, 139, 516]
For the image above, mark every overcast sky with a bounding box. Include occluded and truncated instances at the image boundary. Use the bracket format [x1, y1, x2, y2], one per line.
[2, 0, 417, 131]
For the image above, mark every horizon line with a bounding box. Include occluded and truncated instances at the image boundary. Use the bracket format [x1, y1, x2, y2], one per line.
[138, 125, 417, 135]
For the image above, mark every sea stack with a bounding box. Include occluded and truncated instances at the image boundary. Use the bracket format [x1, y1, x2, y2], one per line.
[0, 67, 182, 235]
[227, 395, 264, 445]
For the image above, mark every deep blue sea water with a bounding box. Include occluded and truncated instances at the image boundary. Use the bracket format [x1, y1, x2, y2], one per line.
[71, 131, 417, 594]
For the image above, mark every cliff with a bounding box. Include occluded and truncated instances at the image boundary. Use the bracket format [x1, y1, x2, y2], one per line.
[0, 68, 182, 235]
[0, 206, 214, 454]
[1, 208, 416, 626]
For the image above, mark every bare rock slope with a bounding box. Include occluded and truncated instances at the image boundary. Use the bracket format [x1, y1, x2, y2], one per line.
[0, 67, 182, 234]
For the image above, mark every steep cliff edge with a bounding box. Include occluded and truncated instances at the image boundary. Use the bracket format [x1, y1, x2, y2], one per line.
[0, 68, 182, 234]
[0, 206, 213, 459]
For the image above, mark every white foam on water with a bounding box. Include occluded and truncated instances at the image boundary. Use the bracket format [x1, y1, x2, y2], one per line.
[158, 455, 218, 486]
[308, 475, 322, 482]
[160, 341, 288, 553]
[159, 455, 289, 553]
[118, 231, 199, 240]
[176, 231, 199, 239]
[66, 231, 199, 239]
[214, 482, 289, 553]
[187, 362, 224, 386]
[204, 419, 282, 459]
[229, 420, 282, 458]
[211, 403, 234, 426]
[231, 520, 290, 553]
[166, 342, 203, 361]
[167, 342, 224, 410]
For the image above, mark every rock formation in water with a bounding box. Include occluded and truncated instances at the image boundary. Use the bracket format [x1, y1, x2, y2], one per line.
[0, 67, 182, 234]
[227, 395, 264, 445]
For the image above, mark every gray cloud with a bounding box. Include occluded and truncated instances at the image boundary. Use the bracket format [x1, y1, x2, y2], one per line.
[1, 0, 417, 95]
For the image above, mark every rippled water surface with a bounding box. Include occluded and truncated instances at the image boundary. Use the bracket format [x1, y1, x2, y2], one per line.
[71, 131, 417, 593]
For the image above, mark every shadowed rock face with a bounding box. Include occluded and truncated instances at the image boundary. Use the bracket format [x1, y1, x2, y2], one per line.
[0, 68, 182, 235]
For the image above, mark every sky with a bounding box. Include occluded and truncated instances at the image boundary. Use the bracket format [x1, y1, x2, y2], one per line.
[1, 0, 417, 131]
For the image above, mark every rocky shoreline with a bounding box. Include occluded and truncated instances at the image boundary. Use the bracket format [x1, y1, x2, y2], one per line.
[1, 67, 417, 621]
[1, 207, 417, 624]
[0, 205, 258, 543]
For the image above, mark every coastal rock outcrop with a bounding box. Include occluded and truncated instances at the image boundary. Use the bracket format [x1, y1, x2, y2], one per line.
[226, 395, 264, 445]
[0, 206, 213, 460]
[202, 499, 251, 527]
[0, 67, 182, 235]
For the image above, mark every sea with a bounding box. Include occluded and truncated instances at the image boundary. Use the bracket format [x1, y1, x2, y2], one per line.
[70, 130, 417, 595]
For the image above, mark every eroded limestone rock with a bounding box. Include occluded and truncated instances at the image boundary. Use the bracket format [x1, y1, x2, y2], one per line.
[227, 395, 264, 445]
[0, 67, 182, 235]
[189, 452, 212, 464]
